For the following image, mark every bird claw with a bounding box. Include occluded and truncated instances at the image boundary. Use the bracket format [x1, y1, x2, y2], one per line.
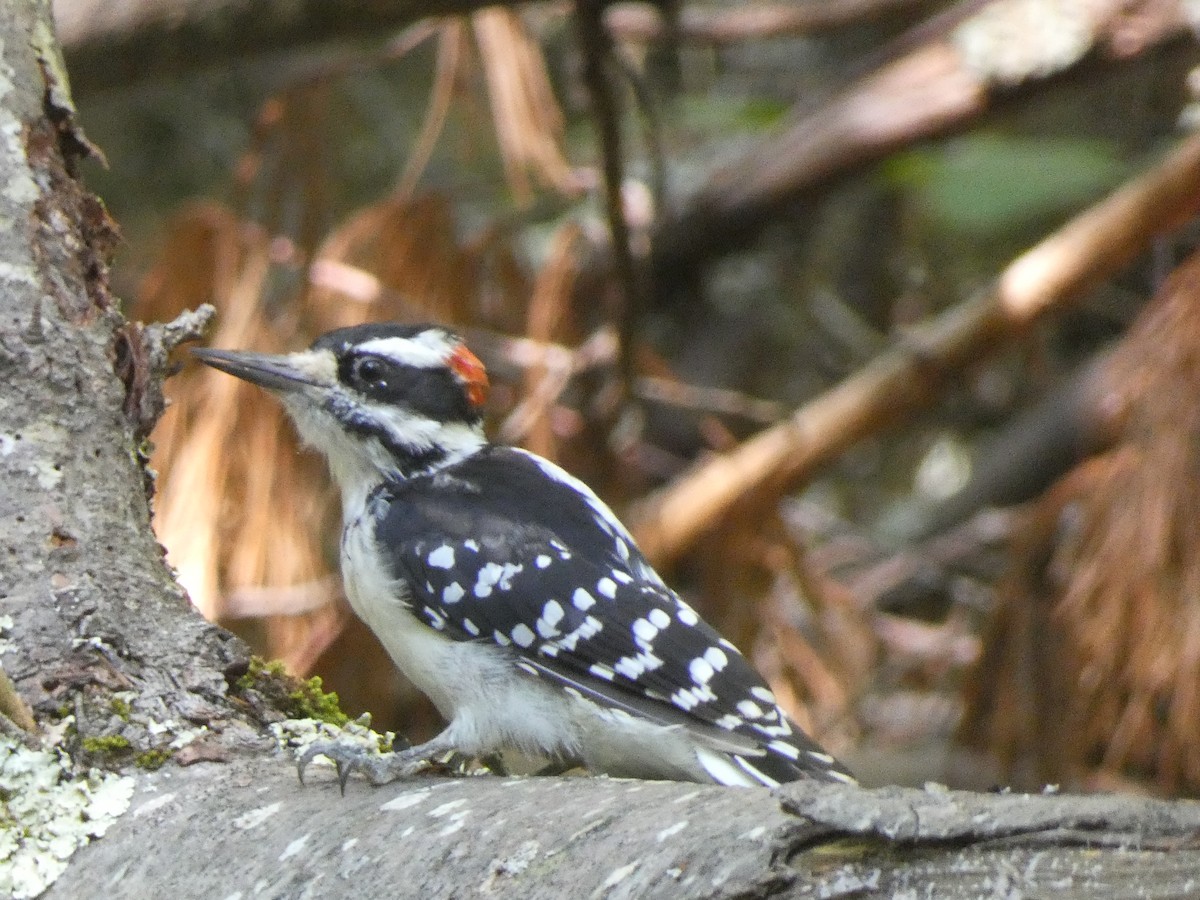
[297, 740, 428, 792]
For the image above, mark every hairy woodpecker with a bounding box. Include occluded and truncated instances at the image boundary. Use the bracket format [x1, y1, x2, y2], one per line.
[194, 323, 855, 788]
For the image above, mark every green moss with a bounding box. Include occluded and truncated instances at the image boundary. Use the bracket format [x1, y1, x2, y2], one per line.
[287, 675, 349, 727]
[135, 749, 172, 770]
[110, 697, 131, 721]
[235, 655, 349, 726]
[235, 656, 288, 692]
[81, 735, 130, 755]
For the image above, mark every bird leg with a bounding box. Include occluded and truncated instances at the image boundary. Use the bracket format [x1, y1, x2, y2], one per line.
[297, 729, 461, 792]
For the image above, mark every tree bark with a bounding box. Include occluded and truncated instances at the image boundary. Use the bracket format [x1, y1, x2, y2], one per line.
[44, 763, 1200, 898]
[1, 0, 246, 726]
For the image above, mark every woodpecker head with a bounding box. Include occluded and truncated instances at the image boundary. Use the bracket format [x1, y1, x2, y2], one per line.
[193, 323, 490, 492]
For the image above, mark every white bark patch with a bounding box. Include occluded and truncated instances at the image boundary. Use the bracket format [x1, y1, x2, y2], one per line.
[427, 798, 470, 818]
[601, 861, 640, 889]
[133, 793, 178, 818]
[656, 821, 689, 842]
[278, 833, 310, 861]
[380, 789, 432, 812]
[233, 802, 283, 830]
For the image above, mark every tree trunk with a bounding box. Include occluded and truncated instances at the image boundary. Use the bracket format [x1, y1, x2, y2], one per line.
[1, 1, 246, 740]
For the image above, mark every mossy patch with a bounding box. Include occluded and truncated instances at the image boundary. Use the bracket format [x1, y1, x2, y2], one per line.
[234, 656, 349, 726]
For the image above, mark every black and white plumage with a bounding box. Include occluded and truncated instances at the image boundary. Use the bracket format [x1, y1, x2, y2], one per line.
[194, 322, 855, 788]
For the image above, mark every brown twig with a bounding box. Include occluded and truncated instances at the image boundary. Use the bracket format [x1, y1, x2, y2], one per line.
[630, 133, 1200, 568]
[605, 0, 931, 44]
[398, 21, 468, 199]
[576, 0, 644, 391]
[633, 376, 785, 425]
[503, 223, 583, 453]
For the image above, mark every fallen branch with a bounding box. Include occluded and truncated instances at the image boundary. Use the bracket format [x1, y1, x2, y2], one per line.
[605, 0, 929, 44]
[645, 0, 1191, 285]
[55, 0, 495, 94]
[629, 132, 1200, 567]
[47, 761, 1200, 898]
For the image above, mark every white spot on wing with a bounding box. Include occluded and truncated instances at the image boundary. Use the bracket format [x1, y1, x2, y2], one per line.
[511, 623, 535, 648]
[443, 583, 465, 604]
[614, 649, 663, 680]
[631, 618, 658, 642]
[670, 688, 699, 711]
[648, 608, 671, 629]
[737, 700, 764, 719]
[769, 740, 801, 760]
[475, 562, 504, 597]
[554, 614, 602, 651]
[537, 600, 565, 638]
[589, 662, 615, 681]
[596, 577, 617, 599]
[462, 618, 480, 636]
[750, 686, 776, 704]
[677, 606, 699, 626]
[572, 588, 595, 611]
[498, 562, 523, 590]
[535, 554, 552, 569]
[427, 545, 455, 569]
[704, 646, 728, 671]
[542, 599, 564, 627]
[689, 657, 715, 685]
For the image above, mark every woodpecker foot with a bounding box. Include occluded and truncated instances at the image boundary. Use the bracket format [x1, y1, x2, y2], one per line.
[297, 741, 430, 792]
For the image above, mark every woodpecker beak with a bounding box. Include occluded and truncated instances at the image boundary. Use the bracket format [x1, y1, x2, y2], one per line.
[191, 348, 319, 393]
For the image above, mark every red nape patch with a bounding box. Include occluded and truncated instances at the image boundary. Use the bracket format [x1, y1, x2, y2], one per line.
[449, 344, 489, 407]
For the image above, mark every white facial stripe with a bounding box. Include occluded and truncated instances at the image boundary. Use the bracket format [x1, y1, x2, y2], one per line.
[356, 331, 455, 369]
[285, 348, 339, 384]
[367, 403, 481, 452]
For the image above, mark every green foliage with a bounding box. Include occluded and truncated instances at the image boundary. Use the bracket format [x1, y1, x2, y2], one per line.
[886, 133, 1132, 237]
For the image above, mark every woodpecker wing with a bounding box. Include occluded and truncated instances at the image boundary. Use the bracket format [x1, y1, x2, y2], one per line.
[371, 446, 851, 785]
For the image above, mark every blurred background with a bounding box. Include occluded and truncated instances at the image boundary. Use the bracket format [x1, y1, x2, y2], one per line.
[56, 0, 1200, 794]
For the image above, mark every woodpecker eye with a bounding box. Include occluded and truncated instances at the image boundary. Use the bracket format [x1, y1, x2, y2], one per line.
[350, 356, 390, 390]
